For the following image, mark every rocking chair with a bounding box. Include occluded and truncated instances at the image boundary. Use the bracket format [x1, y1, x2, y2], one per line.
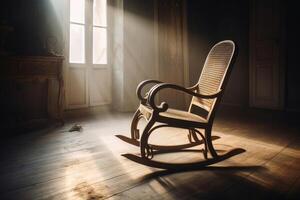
[116, 40, 245, 169]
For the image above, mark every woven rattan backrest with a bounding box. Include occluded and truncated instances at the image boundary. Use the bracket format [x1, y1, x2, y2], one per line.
[189, 40, 235, 119]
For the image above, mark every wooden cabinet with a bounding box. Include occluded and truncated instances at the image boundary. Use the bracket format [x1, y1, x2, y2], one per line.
[0, 56, 64, 133]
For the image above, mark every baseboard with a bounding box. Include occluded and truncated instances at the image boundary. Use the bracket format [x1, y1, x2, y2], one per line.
[220, 102, 245, 108]
[63, 105, 112, 119]
[284, 107, 300, 113]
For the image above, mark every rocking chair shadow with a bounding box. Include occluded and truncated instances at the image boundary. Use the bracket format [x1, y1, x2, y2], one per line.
[116, 40, 245, 169]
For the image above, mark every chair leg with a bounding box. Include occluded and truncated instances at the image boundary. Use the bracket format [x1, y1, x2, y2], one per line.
[188, 129, 201, 143]
[140, 119, 155, 158]
[205, 127, 218, 158]
[130, 109, 142, 139]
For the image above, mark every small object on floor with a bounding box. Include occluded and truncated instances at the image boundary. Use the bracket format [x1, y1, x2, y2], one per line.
[69, 124, 83, 132]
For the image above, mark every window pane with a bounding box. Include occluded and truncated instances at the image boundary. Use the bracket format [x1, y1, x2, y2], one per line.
[93, 0, 107, 26]
[93, 27, 107, 64]
[70, 24, 85, 63]
[70, 0, 85, 23]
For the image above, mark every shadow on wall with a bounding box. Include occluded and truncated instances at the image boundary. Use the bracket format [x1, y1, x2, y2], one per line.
[286, 1, 300, 111]
[187, 0, 250, 108]
[1, 0, 64, 56]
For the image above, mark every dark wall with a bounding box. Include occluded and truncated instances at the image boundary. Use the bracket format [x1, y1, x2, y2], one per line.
[187, 0, 250, 107]
[1, 0, 298, 111]
[187, 0, 299, 111]
[286, 1, 300, 111]
[0, 0, 63, 56]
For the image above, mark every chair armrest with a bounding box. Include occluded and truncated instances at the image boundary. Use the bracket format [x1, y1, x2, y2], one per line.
[147, 83, 223, 112]
[136, 79, 162, 103]
[186, 84, 198, 91]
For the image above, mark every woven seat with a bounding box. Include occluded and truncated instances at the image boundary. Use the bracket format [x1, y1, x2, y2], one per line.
[139, 104, 207, 124]
[159, 108, 207, 123]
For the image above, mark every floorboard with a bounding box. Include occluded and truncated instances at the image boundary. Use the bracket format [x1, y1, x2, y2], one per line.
[0, 108, 299, 200]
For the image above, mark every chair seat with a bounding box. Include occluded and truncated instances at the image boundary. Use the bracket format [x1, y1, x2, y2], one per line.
[159, 108, 207, 123]
[139, 104, 207, 125]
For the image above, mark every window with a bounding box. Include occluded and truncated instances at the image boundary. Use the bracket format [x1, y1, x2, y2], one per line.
[69, 0, 85, 63]
[67, 0, 110, 109]
[69, 0, 107, 64]
[93, 0, 107, 64]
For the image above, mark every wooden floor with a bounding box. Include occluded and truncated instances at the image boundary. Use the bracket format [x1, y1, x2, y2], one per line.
[0, 107, 299, 200]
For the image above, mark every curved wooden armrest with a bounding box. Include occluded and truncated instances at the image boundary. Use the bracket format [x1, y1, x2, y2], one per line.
[186, 84, 199, 91]
[147, 83, 223, 112]
[136, 79, 162, 103]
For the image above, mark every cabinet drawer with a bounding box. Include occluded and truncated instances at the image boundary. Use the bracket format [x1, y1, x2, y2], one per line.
[18, 61, 59, 76]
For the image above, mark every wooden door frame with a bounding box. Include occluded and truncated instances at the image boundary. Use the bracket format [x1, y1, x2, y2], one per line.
[249, 0, 286, 110]
[154, 0, 190, 106]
